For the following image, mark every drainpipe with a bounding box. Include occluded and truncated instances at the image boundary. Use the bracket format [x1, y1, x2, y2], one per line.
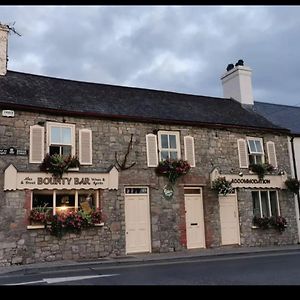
[290, 136, 300, 216]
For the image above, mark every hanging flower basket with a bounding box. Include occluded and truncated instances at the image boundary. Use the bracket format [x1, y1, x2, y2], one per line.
[285, 178, 300, 194]
[211, 176, 233, 196]
[39, 154, 80, 178]
[249, 163, 274, 179]
[155, 159, 191, 184]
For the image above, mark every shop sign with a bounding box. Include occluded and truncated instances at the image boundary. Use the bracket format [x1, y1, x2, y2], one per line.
[2, 110, 15, 117]
[4, 164, 119, 191]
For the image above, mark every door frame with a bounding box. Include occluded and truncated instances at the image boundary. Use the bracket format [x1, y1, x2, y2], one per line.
[184, 186, 206, 249]
[124, 186, 152, 254]
[218, 191, 241, 245]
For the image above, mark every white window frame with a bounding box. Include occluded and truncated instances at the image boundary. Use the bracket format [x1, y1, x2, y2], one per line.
[246, 137, 265, 164]
[157, 130, 181, 161]
[252, 190, 280, 218]
[46, 122, 76, 156]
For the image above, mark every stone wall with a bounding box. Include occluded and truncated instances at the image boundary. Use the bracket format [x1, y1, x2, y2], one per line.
[0, 109, 298, 266]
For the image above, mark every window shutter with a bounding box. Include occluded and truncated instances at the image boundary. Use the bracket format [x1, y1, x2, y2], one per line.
[184, 136, 195, 167]
[146, 133, 158, 167]
[79, 129, 92, 165]
[237, 138, 249, 168]
[266, 141, 277, 169]
[29, 125, 44, 163]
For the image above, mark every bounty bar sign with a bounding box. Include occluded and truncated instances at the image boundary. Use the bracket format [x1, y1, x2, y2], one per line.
[4, 164, 119, 191]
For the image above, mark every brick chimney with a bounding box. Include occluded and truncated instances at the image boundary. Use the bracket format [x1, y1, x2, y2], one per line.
[0, 24, 9, 76]
[220, 60, 254, 106]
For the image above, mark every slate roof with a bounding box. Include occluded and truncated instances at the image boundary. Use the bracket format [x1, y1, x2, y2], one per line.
[0, 70, 288, 133]
[254, 102, 300, 135]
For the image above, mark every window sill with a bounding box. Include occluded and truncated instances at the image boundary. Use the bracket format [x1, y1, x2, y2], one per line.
[251, 225, 287, 229]
[68, 168, 79, 172]
[94, 222, 104, 227]
[27, 225, 45, 229]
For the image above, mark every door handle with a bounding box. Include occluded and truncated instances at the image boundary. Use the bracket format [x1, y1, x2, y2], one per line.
[191, 223, 198, 226]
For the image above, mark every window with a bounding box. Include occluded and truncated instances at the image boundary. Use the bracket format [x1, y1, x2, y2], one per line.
[32, 189, 99, 215]
[47, 122, 75, 157]
[252, 190, 279, 218]
[247, 137, 264, 165]
[158, 131, 181, 161]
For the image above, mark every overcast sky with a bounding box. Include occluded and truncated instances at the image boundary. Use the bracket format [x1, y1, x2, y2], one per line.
[0, 5, 300, 106]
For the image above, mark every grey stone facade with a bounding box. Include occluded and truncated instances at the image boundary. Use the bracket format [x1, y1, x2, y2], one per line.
[0, 110, 298, 266]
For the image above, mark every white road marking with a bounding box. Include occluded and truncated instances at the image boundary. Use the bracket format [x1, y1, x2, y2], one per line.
[4, 273, 119, 285]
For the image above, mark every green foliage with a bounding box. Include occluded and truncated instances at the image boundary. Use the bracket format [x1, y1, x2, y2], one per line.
[253, 215, 287, 233]
[45, 208, 102, 238]
[29, 204, 52, 225]
[249, 163, 274, 179]
[211, 176, 233, 196]
[155, 159, 191, 184]
[39, 154, 80, 178]
[285, 178, 300, 194]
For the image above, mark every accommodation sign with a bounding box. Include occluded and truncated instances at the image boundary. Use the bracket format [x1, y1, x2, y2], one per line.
[210, 168, 287, 189]
[4, 164, 119, 191]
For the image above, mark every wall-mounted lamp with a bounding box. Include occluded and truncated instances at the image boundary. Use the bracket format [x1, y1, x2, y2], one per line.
[278, 170, 285, 175]
[239, 172, 243, 177]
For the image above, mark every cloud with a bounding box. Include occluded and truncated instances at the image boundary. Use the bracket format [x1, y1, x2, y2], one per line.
[1, 5, 300, 106]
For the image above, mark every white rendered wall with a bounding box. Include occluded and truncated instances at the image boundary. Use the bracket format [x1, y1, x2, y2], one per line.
[221, 66, 254, 105]
[0, 25, 8, 76]
[287, 136, 300, 242]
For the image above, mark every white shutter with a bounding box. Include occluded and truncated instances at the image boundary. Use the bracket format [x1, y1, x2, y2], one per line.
[146, 133, 158, 167]
[29, 125, 44, 163]
[79, 129, 92, 165]
[237, 138, 249, 168]
[184, 136, 195, 167]
[266, 141, 277, 169]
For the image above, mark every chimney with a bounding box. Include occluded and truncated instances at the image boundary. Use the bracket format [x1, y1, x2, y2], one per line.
[220, 59, 254, 106]
[0, 24, 9, 76]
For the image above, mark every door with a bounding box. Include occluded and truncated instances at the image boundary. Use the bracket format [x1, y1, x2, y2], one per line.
[184, 187, 206, 249]
[124, 187, 151, 254]
[219, 193, 240, 245]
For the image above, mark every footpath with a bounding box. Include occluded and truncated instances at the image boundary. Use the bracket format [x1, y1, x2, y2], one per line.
[1, 244, 300, 275]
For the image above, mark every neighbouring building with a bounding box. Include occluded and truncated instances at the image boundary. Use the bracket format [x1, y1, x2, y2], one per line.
[0, 24, 298, 266]
[253, 102, 300, 242]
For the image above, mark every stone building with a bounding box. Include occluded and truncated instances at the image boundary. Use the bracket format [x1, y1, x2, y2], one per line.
[0, 24, 298, 266]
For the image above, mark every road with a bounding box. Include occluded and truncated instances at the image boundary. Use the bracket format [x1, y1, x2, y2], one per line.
[1, 251, 300, 285]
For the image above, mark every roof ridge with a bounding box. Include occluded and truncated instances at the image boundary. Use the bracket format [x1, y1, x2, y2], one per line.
[255, 100, 300, 109]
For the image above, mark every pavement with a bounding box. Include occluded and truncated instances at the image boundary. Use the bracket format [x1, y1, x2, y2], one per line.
[1, 243, 300, 275]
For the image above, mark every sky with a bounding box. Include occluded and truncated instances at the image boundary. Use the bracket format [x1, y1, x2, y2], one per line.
[0, 5, 300, 106]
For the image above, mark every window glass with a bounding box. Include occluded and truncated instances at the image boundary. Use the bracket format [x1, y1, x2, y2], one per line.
[270, 191, 279, 217]
[62, 127, 72, 144]
[161, 151, 169, 160]
[170, 151, 178, 160]
[51, 127, 61, 144]
[33, 192, 53, 209]
[255, 140, 262, 153]
[248, 140, 256, 153]
[50, 146, 60, 156]
[62, 145, 72, 156]
[161, 134, 169, 149]
[260, 191, 269, 217]
[252, 191, 260, 217]
[125, 187, 148, 194]
[169, 135, 177, 149]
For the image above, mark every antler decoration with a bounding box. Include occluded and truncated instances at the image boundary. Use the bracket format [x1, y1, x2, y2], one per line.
[115, 134, 136, 171]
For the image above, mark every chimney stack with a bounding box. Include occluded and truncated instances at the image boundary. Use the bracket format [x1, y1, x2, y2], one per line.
[0, 24, 9, 76]
[221, 59, 254, 106]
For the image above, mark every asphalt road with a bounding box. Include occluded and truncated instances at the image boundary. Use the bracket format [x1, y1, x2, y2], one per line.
[1, 251, 300, 285]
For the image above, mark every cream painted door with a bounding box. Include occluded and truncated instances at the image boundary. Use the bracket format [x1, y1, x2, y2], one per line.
[125, 187, 151, 254]
[184, 188, 206, 249]
[219, 193, 240, 245]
